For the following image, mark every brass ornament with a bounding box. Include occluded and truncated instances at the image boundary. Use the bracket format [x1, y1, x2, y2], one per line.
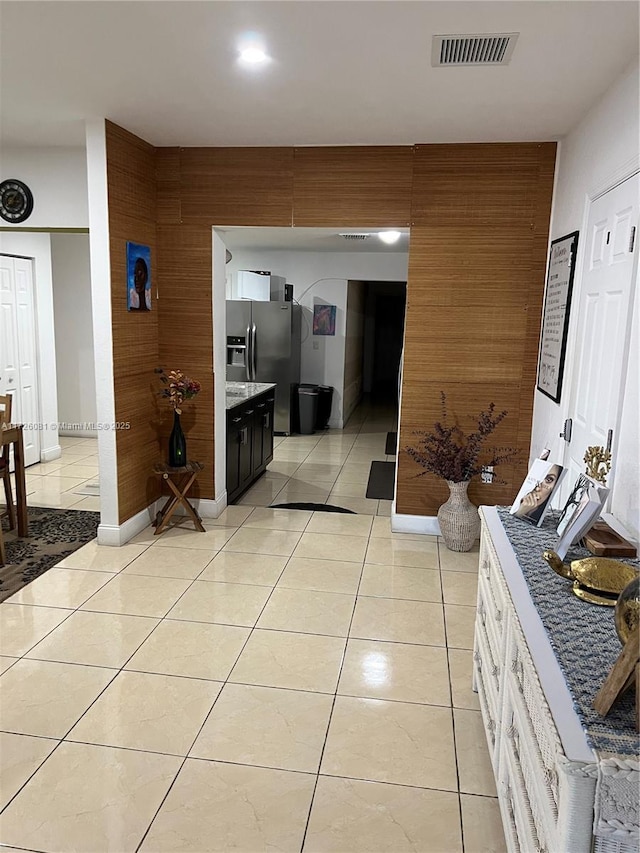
[584, 445, 611, 485]
[543, 550, 638, 606]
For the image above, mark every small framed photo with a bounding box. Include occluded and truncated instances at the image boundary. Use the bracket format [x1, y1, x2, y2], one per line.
[313, 304, 336, 336]
[510, 458, 566, 527]
[556, 474, 609, 559]
[126, 241, 151, 312]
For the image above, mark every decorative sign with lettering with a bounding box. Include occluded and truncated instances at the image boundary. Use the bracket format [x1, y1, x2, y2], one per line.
[536, 231, 579, 403]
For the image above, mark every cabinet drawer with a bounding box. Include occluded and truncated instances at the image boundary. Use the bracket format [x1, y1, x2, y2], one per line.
[506, 619, 564, 826]
[498, 716, 551, 853]
[479, 530, 508, 644]
[502, 677, 560, 851]
[472, 625, 500, 766]
[474, 584, 503, 726]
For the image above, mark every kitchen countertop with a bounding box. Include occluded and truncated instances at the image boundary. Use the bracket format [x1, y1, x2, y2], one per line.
[226, 382, 276, 410]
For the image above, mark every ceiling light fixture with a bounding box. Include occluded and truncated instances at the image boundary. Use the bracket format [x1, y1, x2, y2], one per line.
[378, 231, 402, 244]
[239, 46, 267, 64]
[237, 33, 270, 66]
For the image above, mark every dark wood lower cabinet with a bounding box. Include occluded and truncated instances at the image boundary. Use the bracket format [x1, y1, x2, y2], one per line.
[226, 392, 275, 503]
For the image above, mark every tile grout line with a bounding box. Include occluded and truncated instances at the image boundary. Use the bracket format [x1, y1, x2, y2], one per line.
[297, 448, 372, 851]
[133, 509, 315, 852]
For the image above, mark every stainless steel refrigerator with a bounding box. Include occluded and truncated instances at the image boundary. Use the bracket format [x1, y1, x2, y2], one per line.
[226, 300, 301, 434]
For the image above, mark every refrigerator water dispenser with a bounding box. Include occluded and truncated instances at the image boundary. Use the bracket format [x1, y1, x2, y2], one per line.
[227, 336, 247, 368]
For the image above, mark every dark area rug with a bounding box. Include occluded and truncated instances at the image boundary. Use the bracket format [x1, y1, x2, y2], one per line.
[385, 431, 398, 455]
[270, 502, 355, 514]
[366, 461, 396, 500]
[0, 507, 100, 603]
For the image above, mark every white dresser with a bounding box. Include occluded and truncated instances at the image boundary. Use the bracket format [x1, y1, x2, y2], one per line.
[475, 507, 639, 853]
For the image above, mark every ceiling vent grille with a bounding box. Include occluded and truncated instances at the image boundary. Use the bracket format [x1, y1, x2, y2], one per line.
[432, 33, 518, 66]
[338, 233, 371, 241]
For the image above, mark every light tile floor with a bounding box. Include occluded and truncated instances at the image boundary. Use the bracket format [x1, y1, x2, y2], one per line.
[236, 400, 398, 515]
[0, 405, 507, 852]
[14, 435, 101, 512]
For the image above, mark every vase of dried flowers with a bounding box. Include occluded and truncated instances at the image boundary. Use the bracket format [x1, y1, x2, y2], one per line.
[437, 480, 480, 552]
[404, 392, 518, 552]
[156, 368, 201, 468]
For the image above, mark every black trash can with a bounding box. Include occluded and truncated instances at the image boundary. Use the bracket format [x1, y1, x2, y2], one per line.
[297, 384, 319, 434]
[315, 386, 334, 430]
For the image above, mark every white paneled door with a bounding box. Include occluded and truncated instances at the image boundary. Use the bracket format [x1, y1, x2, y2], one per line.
[563, 174, 638, 496]
[0, 254, 41, 466]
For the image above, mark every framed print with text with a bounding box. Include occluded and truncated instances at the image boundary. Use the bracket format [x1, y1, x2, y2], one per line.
[536, 231, 579, 403]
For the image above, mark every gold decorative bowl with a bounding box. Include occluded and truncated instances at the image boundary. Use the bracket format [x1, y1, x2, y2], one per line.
[543, 550, 638, 604]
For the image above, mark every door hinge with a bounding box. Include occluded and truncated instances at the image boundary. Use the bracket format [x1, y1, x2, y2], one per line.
[629, 226, 636, 254]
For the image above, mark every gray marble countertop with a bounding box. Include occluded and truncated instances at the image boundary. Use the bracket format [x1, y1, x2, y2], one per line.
[226, 382, 276, 410]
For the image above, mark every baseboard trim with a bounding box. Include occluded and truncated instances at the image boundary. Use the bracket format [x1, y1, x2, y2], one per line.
[59, 429, 98, 439]
[97, 500, 161, 546]
[41, 444, 62, 462]
[391, 503, 441, 536]
[190, 494, 228, 518]
[96, 492, 230, 545]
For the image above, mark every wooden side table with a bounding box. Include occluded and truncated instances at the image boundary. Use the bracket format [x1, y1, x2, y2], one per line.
[152, 461, 205, 535]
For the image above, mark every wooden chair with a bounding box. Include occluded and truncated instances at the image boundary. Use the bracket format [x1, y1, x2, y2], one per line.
[0, 394, 16, 533]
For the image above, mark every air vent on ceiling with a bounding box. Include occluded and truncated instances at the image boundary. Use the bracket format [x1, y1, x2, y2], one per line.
[338, 233, 371, 241]
[432, 32, 519, 66]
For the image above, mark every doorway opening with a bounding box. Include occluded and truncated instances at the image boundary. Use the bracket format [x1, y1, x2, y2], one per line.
[213, 226, 409, 514]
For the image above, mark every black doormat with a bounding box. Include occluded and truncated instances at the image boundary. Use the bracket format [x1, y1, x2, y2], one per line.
[385, 431, 398, 455]
[1, 507, 100, 603]
[271, 502, 355, 514]
[366, 461, 395, 501]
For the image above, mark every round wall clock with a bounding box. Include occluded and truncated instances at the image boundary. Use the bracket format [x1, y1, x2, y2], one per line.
[0, 179, 34, 223]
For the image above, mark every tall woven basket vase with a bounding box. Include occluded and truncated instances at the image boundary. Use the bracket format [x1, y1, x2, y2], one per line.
[437, 480, 481, 552]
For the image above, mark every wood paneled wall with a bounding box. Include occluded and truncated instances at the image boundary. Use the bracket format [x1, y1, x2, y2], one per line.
[292, 147, 413, 227]
[180, 148, 294, 226]
[107, 128, 555, 523]
[397, 143, 556, 514]
[155, 148, 215, 500]
[105, 121, 161, 523]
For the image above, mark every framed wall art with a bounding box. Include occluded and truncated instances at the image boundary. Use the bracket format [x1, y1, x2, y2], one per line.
[313, 304, 336, 336]
[536, 231, 579, 403]
[126, 241, 152, 312]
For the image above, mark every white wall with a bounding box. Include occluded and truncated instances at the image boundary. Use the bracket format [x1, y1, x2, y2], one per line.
[0, 232, 60, 462]
[0, 147, 88, 229]
[86, 120, 120, 542]
[51, 233, 97, 434]
[228, 250, 408, 427]
[530, 60, 640, 538]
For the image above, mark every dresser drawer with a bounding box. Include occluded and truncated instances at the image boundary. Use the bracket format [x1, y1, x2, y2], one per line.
[474, 587, 503, 723]
[472, 619, 501, 766]
[506, 619, 564, 826]
[502, 676, 560, 851]
[498, 715, 551, 853]
[479, 529, 508, 644]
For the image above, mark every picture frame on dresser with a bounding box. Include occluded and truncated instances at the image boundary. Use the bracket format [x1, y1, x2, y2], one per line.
[536, 231, 579, 403]
[555, 472, 609, 558]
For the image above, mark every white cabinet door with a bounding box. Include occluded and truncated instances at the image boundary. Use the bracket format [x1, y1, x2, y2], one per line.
[0, 254, 41, 466]
[564, 174, 638, 494]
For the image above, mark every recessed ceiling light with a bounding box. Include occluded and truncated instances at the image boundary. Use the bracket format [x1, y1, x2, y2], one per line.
[378, 231, 402, 244]
[239, 46, 268, 64]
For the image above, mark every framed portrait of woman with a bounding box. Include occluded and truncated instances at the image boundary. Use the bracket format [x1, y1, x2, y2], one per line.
[126, 242, 152, 312]
[510, 458, 566, 527]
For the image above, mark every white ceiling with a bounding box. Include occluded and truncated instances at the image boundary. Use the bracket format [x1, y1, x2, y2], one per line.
[1, 1, 637, 149]
[218, 226, 410, 253]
